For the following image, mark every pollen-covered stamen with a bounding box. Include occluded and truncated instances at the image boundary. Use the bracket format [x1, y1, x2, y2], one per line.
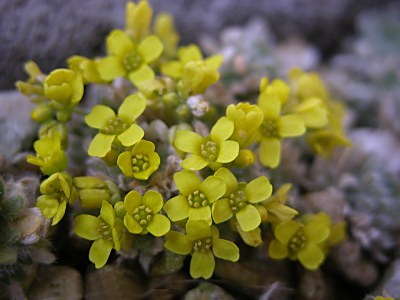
[260, 119, 279, 138]
[200, 140, 219, 162]
[133, 205, 153, 228]
[193, 237, 212, 252]
[288, 230, 307, 252]
[123, 51, 143, 72]
[187, 190, 209, 208]
[101, 116, 129, 135]
[98, 221, 113, 242]
[131, 153, 149, 172]
[229, 189, 247, 213]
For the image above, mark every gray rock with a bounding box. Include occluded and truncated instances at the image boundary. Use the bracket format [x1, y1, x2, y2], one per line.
[0, 91, 36, 159]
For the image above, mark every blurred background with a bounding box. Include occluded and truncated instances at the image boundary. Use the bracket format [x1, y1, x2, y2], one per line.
[0, 0, 398, 89]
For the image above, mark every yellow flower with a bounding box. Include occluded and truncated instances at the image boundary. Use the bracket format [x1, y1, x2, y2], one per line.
[36, 172, 77, 225]
[85, 93, 146, 157]
[295, 97, 328, 129]
[164, 220, 239, 279]
[226, 102, 264, 147]
[74, 201, 123, 268]
[174, 117, 239, 170]
[212, 168, 272, 232]
[257, 80, 305, 168]
[123, 190, 170, 237]
[68, 55, 103, 84]
[164, 170, 226, 225]
[289, 68, 328, 101]
[44, 69, 83, 107]
[125, 0, 152, 41]
[117, 139, 160, 180]
[26, 136, 68, 175]
[97, 29, 163, 86]
[161, 44, 223, 94]
[268, 213, 332, 270]
[261, 183, 298, 224]
[307, 101, 351, 157]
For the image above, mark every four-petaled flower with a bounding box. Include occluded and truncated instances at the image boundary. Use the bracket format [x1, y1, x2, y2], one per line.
[44, 69, 83, 107]
[74, 201, 123, 268]
[85, 93, 146, 157]
[268, 212, 332, 270]
[27, 135, 68, 175]
[164, 220, 239, 279]
[97, 29, 163, 86]
[163, 170, 226, 225]
[257, 81, 305, 168]
[161, 44, 223, 94]
[212, 168, 272, 231]
[36, 172, 77, 225]
[174, 117, 239, 170]
[123, 190, 170, 237]
[117, 139, 160, 180]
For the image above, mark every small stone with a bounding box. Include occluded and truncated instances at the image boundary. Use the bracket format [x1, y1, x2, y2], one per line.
[184, 282, 234, 300]
[28, 266, 83, 300]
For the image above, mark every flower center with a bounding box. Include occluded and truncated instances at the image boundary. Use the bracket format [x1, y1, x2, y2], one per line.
[288, 230, 307, 253]
[133, 205, 153, 228]
[98, 221, 113, 242]
[229, 188, 247, 213]
[131, 154, 149, 172]
[193, 237, 212, 252]
[102, 117, 129, 135]
[123, 51, 143, 72]
[187, 190, 209, 208]
[260, 119, 279, 138]
[200, 140, 219, 162]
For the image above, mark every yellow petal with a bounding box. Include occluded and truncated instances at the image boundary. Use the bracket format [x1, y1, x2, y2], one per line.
[277, 114, 305, 137]
[88, 133, 115, 157]
[174, 170, 201, 195]
[214, 167, 238, 195]
[164, 231, 192, 255]
[236, 204, 261, 232]
[85, 105, 115, 129]
[181, 154, 209, 170]
[163, 195, 190, 222]
[212, 238, 239, 262]
[89, 238, 113, 269]
[117, 123, 144, 146]
[124, 214, 143, 234]
[217, 140, 239, 163]
[142, 190, 163, 213]
[245, 176, 272, 203]
[298, 244, 324, 270]
[179, 44, 202, 63]
[124, 190, 142, 214]
[117, 151, 134, 177]
[118, 93, 146, 123]
[190, 251, 215, 279]
[106, 29, 134, 55]
[147, 214, 170, 237]
[268, 239, 288, 259]
[128, 64, 155, 86]
[161, 61, 182, 78]
[97, 57, 126, 81]
[138, 35, 164, 63]
[174, 130, 203, 154]
[212, 198, 233, 224]
[210, 117, 234, 143]
[259, 137, 281, 168]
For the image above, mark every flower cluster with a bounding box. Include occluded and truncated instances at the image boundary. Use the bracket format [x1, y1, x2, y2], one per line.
[19, 0, 348, 280]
